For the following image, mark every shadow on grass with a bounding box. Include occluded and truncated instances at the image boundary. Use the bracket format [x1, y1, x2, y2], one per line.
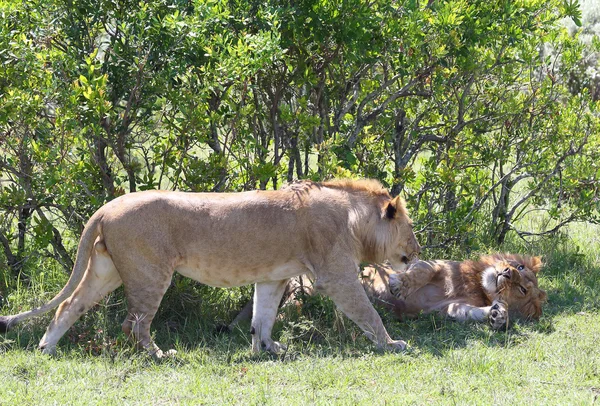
[386, 313, 553, 359]
[1, 234, 598, 363]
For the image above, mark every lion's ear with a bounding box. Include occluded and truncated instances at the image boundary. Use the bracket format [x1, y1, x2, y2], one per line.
[385, 200, 397, 219]
[384, 196, 406, 219]
[538, 289, 548, 303]
[530, 256, 543, 273]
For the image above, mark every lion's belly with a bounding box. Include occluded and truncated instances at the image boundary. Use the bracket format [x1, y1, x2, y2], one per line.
[175, 259, 309, 288]
[405, 284, 452, 313]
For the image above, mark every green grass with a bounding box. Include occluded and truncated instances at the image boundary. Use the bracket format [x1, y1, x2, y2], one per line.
[0, 225, 599, 405]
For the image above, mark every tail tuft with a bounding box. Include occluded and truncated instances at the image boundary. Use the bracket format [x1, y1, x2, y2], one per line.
[0, 316, 14, 333]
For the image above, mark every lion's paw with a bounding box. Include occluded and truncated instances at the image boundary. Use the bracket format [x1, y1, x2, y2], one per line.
[377, 340, 408, 352]
[489, 300, 509, 330]
[148, 346, 178, 361]
[260, 340, 287, 354]
[389, 272, 412, 300]
[383, 339, 407, 352]
[39, 344, 57, 356]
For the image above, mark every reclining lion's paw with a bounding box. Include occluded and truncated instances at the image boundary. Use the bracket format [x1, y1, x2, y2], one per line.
[389, 272, 411, 300]
[489, 300, 509, 330]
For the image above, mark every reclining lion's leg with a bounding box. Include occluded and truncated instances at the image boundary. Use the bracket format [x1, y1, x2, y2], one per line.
[251, 280, 288, 353]
[389, 261, 437, 300]
[228, 297, 254, 332]
[118, 261, 174, 359]
[446, 300, 509, 330]
[316, 259, 406, 351]
[39, 245, 122, 355]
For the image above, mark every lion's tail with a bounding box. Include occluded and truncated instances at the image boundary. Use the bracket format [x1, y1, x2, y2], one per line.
[0, 212, 104, 333]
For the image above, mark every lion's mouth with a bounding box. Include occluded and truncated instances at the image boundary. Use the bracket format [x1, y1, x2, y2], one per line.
[496, 268, 512, 290]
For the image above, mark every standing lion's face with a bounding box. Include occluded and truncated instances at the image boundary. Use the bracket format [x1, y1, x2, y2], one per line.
[384, 196, 421, 272]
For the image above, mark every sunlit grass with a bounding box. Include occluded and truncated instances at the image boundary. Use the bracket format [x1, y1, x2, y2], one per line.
[0, 225, 599, 404]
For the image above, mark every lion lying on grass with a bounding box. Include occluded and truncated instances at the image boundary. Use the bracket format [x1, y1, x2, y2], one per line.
[386, 253, 547, 328]
[0, 179, 420, 357]
[231, 254, 546, 332]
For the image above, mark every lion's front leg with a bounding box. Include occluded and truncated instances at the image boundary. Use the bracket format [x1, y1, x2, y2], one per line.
[389, 261, 437, 300]
[317, 272, 406, 351]
[445, 300, 509, 330]
[251, 280, 289, 353]
[446, 303, 491, 322]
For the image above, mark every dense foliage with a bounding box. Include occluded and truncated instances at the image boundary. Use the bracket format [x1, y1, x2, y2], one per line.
[1, 0, 599, 285]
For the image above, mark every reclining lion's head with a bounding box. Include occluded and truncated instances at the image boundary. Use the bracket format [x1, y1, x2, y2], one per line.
[481, 255, 547, 319]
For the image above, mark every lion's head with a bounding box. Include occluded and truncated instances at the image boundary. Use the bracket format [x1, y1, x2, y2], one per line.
[316, 179, 421, 270]
[481, 255, 547, 319]
[381, 195, 421, 272]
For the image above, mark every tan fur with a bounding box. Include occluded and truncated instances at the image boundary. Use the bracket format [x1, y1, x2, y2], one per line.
[0, 179, 420, 356]
[230, 254, 545, 332]
[386, 253, 547, 328]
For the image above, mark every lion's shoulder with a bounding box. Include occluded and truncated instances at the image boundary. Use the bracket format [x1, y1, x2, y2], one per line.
[281, 178, 391, 198]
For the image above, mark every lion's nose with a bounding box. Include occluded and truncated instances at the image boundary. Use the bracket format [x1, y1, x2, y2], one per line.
[501, 268, 512, 279]
[401, 256, 409, 264]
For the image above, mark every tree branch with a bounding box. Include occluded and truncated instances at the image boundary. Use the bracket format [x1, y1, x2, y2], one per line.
[347, 78, 418, 148]
[515, 214, 579, 238]
[34, 207, 74, 273]
[506, 141, 587, 221]
[0, 231, 20, 276]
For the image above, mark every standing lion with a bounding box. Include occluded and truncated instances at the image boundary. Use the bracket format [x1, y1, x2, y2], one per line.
[0, 179, 420, 357]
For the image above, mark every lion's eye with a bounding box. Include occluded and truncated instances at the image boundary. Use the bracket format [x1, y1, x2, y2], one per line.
[517, 265, 525, 271]
[519, 285, 527, 295]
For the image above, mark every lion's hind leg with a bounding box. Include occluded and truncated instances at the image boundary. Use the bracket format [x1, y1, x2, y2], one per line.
[389, 260, 437, 300]
[118, 262, 174, 360]
[39, 243, 122, 355]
